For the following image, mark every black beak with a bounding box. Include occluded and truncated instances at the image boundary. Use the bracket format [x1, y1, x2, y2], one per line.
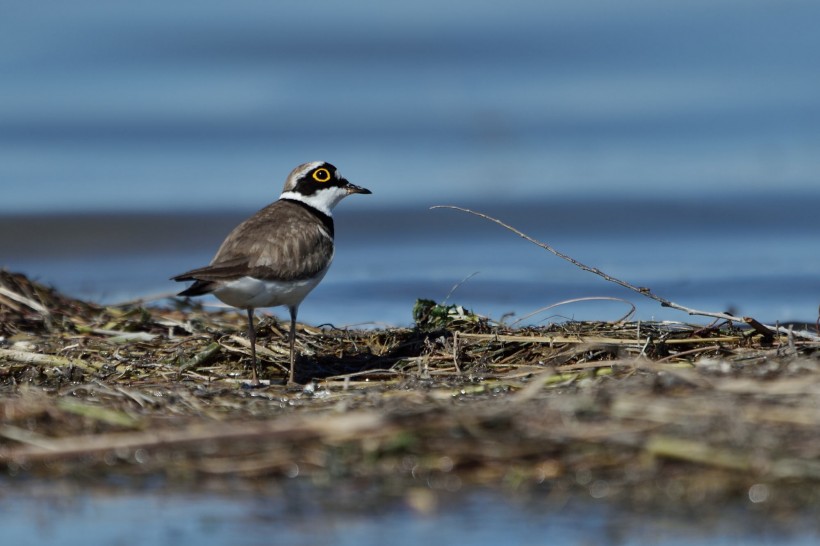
[345, 182, 372, 195]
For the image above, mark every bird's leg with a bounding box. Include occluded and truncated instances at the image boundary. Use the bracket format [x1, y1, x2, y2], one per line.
[288, 306, 298, 384]
[246, 308, 259, 385]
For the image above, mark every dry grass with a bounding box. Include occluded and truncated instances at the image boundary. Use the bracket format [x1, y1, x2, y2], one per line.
[1, 269, 819, 514]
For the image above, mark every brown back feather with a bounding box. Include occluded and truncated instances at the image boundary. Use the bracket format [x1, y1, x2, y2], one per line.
[174, 200, 334, 283]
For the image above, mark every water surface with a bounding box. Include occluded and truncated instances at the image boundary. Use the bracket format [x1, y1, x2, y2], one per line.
[2, 483, 816, 546]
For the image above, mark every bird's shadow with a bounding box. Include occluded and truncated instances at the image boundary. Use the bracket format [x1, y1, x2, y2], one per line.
[260, 327, 438, 384]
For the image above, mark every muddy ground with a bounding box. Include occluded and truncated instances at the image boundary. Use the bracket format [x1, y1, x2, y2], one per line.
[1, 270, 818, 519]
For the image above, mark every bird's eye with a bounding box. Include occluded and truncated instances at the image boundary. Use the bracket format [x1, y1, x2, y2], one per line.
[312, 168, 331, 183]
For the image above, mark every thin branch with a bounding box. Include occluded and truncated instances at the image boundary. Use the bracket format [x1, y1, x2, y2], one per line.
[0, 285, 49, 315]
[510, 296, 636, 326]
[0, 412, 385, 463]
[431, 205, 820, 341]
[0, 348, 101, 372]
[442, 271, 480, 305]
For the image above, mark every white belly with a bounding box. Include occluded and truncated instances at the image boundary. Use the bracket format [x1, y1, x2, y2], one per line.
[212, 271, 328, 310]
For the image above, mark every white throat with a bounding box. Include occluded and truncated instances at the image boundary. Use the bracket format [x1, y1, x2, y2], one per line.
[279, 186, 348, 216]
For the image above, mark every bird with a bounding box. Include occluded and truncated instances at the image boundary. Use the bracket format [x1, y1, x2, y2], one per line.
[171, 161, 371, 385]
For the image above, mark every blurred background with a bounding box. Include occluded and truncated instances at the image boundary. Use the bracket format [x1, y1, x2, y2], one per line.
[2, 0, 819, 325]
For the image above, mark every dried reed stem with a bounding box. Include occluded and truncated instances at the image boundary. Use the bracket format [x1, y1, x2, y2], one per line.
[432, 205, 820, 341]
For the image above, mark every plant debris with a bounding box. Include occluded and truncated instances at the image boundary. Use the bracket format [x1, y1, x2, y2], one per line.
[1, 269, 819, 515]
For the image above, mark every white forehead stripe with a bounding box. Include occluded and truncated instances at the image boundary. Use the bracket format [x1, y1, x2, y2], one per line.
[291, 161, 325, 181]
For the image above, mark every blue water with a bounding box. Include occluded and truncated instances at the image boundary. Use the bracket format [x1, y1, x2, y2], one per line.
[3, 1, 819, 325]
[2, 1, 819, 213]
[4, 196, 820, 326]
[1, 485, 816, 546]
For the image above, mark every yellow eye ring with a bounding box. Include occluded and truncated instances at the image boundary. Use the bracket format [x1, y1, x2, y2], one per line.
[312, 168, 331, 183]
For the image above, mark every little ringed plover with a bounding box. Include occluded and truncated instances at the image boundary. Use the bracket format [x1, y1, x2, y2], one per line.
[172, 161, 371, 384]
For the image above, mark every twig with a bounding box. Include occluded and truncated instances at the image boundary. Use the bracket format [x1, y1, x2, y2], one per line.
[510, 296, 636, 326]
[178, 342, 222, 373]
[645, 435, 753, 471]
[0, 425, 57, 450]
[431, 205, 820, 341]
[56, 398, 143, 428]
[655, 345, 722, 363]
[452, 330, 462, 372]
[90, 328, 159, 342]
[743, 317, 774, 339]
[0, 285, 49, 315]
[0, 348, 101, 372]
[457, 331, 742, 346]
[442, 271, 479, 305]
[0, 411, 385, 463]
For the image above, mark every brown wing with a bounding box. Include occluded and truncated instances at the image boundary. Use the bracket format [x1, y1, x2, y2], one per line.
[171, 257, 251, 295]
[178, 200, 334, 283]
